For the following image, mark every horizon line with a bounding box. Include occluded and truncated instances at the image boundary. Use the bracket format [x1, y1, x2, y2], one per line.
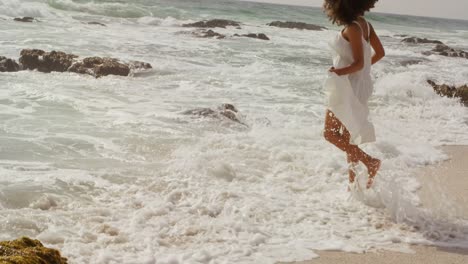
[241, 0, 468, 22]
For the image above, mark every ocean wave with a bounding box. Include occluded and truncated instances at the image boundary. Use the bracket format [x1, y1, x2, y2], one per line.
[47, 0, 152, 18]
[0, 0, 58, 18]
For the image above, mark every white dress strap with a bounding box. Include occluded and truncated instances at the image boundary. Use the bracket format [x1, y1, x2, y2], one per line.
[366, 21, 371, 39]
[351, 21, 363, 33]
[352, 20, 370, 41]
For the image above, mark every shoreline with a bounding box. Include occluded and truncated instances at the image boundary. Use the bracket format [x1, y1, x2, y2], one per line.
[284, 145, 468, 264]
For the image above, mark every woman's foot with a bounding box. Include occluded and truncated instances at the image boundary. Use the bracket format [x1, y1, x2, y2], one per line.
[366, 158, 381, 189]
[348, 163, 357, 184]
[347, 154, 359, 183]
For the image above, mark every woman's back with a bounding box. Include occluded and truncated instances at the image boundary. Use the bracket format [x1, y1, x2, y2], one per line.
[332, 18, 374, 105]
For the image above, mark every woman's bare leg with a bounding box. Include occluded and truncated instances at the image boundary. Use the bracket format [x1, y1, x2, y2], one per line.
[343, 128, 358, 183]
[324, 110, 381, 188]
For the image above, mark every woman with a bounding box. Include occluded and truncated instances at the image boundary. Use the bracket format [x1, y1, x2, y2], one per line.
[322, 0, 385, 189]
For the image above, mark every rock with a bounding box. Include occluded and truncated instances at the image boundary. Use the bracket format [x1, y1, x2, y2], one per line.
[69, 57, 130, 77]
[19, 49, 78, 73]
[422, 44, 468, 59]
[0, 56, 21, 72]
[401, 37, 443, 44]
[0, 237, 68, 264]
[128, 60, 153, 71]
[14, 17, 35, 23]
[395, 34, 409, 37]
[400, 59, 424, 66]
[182, 19, 240, 29]
[182, 103, 246, 125]
[193, 29, 226, 39]
[234, 33, 270, 41]
[17, 49, 148, 78]
[267, 21, 326, 31]
[427, 80, 468, 105]
[87, 21, 106, 26]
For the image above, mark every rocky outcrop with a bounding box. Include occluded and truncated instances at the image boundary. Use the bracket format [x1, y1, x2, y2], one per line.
[0, 237, 67, 264]
[234, 33, 270, 40]
[0, 56, 21, 72]
[267, 21, 326, 31]
[423, 44, 468, 59]
[182, 103, 246, 125]
[20, 49, 78, 73]
[402, 37, 443, 44]
[87, 21, 106, 26]
[400, 59, 425, 66]
[128, 61, 153, 71]
[14, 17, 36, 23]
[17, 49, 151, 77]
[428, 80, 468, 105]
[193, 29, 226, 39]
[183, 19, 241, 29]
[68, 57, 130, 77]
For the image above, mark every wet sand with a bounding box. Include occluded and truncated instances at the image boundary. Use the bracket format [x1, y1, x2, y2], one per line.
[284, 145, 468, 264]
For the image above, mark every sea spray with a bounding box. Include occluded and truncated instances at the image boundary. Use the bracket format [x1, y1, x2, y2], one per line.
[0, 0, 468, 263]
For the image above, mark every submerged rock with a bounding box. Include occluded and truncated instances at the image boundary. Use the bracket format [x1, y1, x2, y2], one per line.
[422, 44, 468, 59]
[193, 29, 226, 39]
[267, 21, 326, 31]
[128, 60, 153, 71]
[183, 19, 240, 29]
[20, 49, 78, 73]
[0, 237, 68, 264]
[182, 103, 245, 125]
[427, 80, 468, 105]
[69, 57, 130, 77]
[18, 49, 151, 77]
[401, 37, 443, 44]
[0, 56, 21, 72]
[87, 21, 106, 26]
[400, 59, 425, 66]
[234, 33, 270, 41]
[14, 17, 35, 23]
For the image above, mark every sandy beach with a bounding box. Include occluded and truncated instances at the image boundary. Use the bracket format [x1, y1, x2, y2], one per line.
[284, 145, 468, 264]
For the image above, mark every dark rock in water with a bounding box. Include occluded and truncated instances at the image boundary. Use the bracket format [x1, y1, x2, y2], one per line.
[0, 56, 21, 72]
[0, 237, 68, 264]
[14, 17, 35, 23]
[17, 49, 148, 77]
[43, 51, 78, 72]
[69, 57, 130, 77]
[19, 49, 45, 70]
[183, 103, 246, 125]
[19, 49, 78, 73]
[183, 108, 217, 117]
[183, 19, 240, 29]
[193, 29, 226, 39]
[400, 59, 424, 66]
[427, 80, 468, 105]
[402, 37, 443, 44]
[422, 44, 468, 59]
[87, 21, 106, 26]
[234, 33, 270, 41]
[128, 60, 153, 71]
[395, 34, 409, 37]
[267, 21, 326, 31]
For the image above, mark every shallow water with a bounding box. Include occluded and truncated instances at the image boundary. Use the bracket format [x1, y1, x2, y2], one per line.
[1, 0, 468, 263]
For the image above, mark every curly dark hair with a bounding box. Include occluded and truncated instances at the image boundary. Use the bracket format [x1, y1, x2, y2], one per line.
[323, 0, 378, 25]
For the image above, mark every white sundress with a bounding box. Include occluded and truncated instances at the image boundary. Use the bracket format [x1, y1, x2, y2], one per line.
[325, 20, 376, 145]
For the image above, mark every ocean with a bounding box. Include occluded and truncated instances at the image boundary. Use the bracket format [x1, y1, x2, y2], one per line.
[1, 0, 468, 263]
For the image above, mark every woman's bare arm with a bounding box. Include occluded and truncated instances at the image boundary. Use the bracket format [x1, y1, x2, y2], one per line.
[329, 24, 364, 76]
[369, 23, 385, 65]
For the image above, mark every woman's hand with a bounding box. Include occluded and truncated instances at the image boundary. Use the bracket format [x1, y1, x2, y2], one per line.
[329, 67, 343, 76]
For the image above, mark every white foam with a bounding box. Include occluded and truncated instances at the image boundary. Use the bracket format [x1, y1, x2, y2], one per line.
[1, 1, 468, 263]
